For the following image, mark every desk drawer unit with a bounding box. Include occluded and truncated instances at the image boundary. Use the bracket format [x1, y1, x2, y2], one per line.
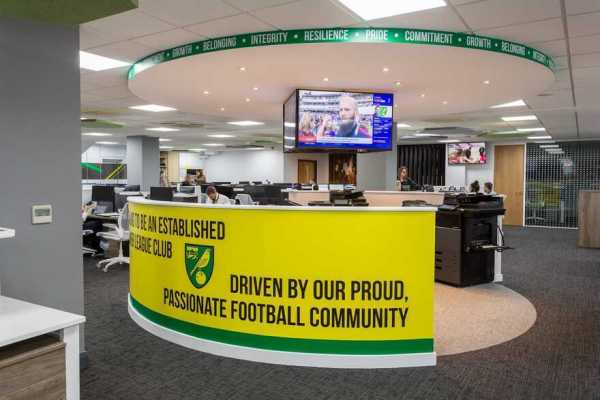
[0, 335, 66, 400]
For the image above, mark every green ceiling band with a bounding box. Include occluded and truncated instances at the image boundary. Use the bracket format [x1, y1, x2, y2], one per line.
[81, 162, 102, 173]
[128, 27, 556, 80]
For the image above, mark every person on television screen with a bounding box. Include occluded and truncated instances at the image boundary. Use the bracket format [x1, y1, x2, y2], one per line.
[331, 95, 370, 138]
[478, 147, 487, 163]
[449, 148, 463, 164]
[298, 112, 316, 142]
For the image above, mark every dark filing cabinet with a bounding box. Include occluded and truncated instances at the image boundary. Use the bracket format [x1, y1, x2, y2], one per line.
[435, 194, 506, 287]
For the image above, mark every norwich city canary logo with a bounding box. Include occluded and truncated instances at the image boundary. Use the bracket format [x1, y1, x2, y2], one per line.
[185, 244, 214, 289]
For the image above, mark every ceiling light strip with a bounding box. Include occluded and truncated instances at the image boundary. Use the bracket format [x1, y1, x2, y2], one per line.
[128, 28, 556, 80]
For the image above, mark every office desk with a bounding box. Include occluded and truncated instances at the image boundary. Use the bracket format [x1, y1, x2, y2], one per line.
[0, 296, 85, 400]
[287, 190, 445, 206]
[127, 197, 436, 369]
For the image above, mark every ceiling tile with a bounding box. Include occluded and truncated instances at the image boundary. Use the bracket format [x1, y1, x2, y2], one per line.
[553, 55, 569, 68]
[455, 0, 561, 31]
[223, 0, 299, 12]
[567, 11, 600, 37]
[251, 0, 360, 29]
[570, 33, 600, 54]
[566, 0, 600, 14]
[530, 39, 568, 57]
[84, 85, 135, 101]
[81, 68, 129, 90]
[185, 14, 273, 38]
[525, 90, 574, 109]
[85, 40, 155, 63]
[139, 0, 240, 26]
[477, 18, 564, 44]
[574, 86, 600, 107]
[571, 66, 600, 84]
[448, 0, 482, 5]
[365, 6, 467, 32]
[133, 29, 206, 50]
[578, 111, 600, 137]
[572, 52, 600, 68]
[83, 9, 175, 42]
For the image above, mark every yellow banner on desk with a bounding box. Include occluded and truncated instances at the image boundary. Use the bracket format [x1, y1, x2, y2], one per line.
[128, 201, 435, 366]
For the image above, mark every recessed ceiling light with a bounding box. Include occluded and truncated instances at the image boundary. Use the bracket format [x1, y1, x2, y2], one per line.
[395, 81, 401, 87]
[420, 93, 426, 98]
[203, 143, 224, 146]
[540, 144, 559, 148]
[284, 122, 296, 128]
[83, 132, 112, 137]
[442, 100, 448, 105]
[491, 99, 526, 108]
[483, 80, 490, 85]
[438, 139, 460, 143]
[159, 138, 172, 142]
[414, 133, 442, 137]
[382, 66, 390, 73]
[189, 148, 205, 152]
[535, 140, 555, 144]
[284, 136, 295, 140]
[246, 147, 264, 150]
[338, 0, 446, 20]
[239, 66, 246, 72]
[96, 141, 119, 145]
[228, 121, 264, 126]
[207, 134, 235, 138]
[203, 90, 210, 95]
[129, 104, 176, 112]
[146, 127, 180, 132]
[501, 115, 537, 122]
[252, 86, 259, 91]
[79, 51, 129, 71]
[220, 107, 226, 111]
[245, 98, 251, 102]
[492, 130, 520, 134]
[284, 145, 294, 149]
[528, 135, 552, 140]
[159, 146, 173, 149]
[517, 127, 546, 132]
[396, 123, 411, 128]
[323, 77, 329, 82]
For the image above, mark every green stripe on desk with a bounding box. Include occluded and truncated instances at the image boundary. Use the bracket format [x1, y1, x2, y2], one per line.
[130, 295, 433, 355]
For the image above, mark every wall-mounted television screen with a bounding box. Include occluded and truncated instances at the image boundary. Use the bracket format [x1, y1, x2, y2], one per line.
[448, 142, 487, 164]
[283, 89, 393, 152]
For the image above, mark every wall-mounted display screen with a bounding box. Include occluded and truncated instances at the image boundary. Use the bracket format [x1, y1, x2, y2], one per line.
[283, 89, 393, 152]
[448, 142, 487, 164]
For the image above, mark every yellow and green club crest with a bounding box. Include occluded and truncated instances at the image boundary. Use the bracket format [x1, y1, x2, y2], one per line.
[185, 244, 214, 289]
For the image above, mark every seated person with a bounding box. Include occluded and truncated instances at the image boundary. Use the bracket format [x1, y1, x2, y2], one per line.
[206, 186, 230, 204]
[483, 182, 496, 195]
[181, 174, 195, 186]
[82, 202, 102, 251]
[469, 180, 480, 193]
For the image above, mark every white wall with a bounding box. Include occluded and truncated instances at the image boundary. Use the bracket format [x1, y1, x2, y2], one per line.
[203, 150, 284, 183]
[283, 152, 329, 183]
[81, 144, 126, 163]
[179, 151, 206, 180]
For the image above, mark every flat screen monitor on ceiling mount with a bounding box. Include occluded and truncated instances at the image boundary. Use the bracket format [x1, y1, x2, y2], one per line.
[283, 89, 394, 153]
[448, 142, 487, 165]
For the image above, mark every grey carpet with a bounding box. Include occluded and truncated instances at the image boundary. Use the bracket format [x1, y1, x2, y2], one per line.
[81, 227, 600, 400]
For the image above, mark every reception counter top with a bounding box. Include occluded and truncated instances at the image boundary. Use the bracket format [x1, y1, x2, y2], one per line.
[127, 197, 437, 368]
[287, 190, 445, 206]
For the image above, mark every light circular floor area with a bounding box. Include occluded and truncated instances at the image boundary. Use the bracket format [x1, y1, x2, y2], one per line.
[435, 283, 537, 356]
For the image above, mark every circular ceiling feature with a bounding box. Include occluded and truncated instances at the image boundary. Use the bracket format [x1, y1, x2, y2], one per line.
[128, 27, 556, 123]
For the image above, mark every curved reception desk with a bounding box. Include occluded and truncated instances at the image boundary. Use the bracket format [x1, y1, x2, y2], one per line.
[287, 190, 445, 206]
[127, 197, 437, 368]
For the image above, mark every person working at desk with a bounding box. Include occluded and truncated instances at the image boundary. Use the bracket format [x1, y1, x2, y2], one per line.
[196, 170, 207, 184]
[206, 186, 230, 204]
[398, 166, 416, 190]
[181, 174, 195, 186]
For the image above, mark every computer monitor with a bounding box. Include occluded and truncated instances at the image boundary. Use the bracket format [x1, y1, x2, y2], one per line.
[92, 185, 115, 203]
[124, 184, 140, 191]
[178, 186, 195, 194]
[149, 187, 173, 201]
[238, 181, 250, 185]
[215, 185, 235, 199]
[252, 181, 262, 185]
[329, 184, 344, 191]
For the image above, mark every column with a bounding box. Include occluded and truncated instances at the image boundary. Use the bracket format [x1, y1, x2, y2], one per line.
[127, 135, 160, 191]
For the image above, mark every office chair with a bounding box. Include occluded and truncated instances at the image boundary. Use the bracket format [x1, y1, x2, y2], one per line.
[96, 203, 130, 272]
